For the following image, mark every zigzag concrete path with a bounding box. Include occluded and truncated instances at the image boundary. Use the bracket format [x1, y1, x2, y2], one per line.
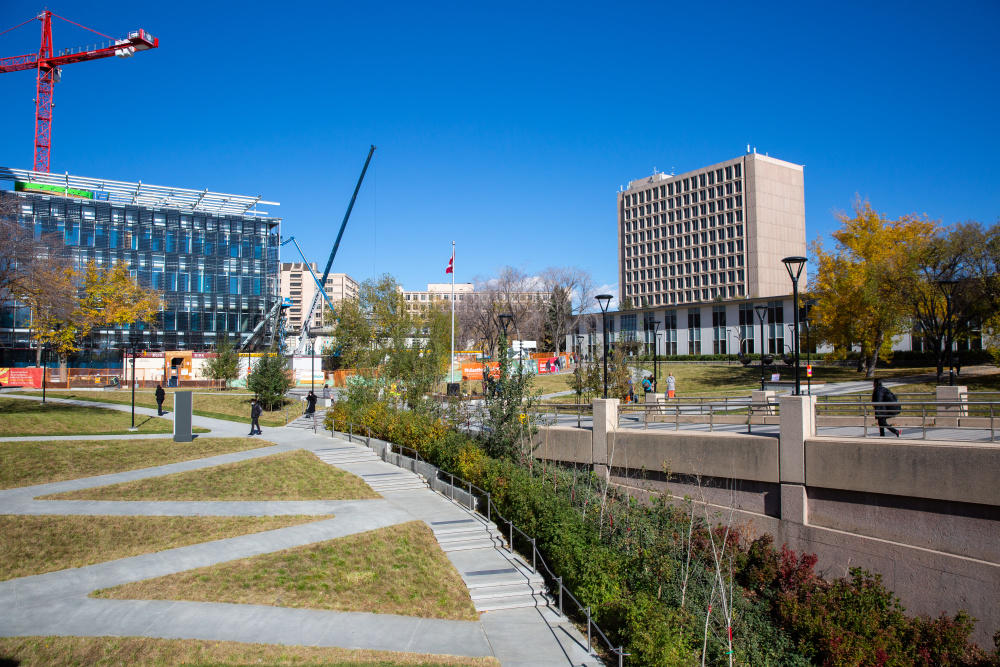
[0, 393, 601, 666]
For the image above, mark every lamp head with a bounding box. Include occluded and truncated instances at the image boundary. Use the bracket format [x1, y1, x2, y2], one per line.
[782, 256, 807, 282]
[653, 319, 661, 331]
[595, 294, 613, 313]
[754, 304, 767, 316]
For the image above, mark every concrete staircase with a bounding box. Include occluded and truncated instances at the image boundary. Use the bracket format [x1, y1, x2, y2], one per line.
[431, 518, 550, 612]
[313, 446, 429, 492]
[286, 410, 326, 430]
[314, 441, 550, 613]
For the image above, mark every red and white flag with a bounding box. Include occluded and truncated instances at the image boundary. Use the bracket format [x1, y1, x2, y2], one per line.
[445, 250, 454, 274]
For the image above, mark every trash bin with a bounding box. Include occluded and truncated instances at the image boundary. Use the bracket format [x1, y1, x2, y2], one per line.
[446, 382, 460, 397]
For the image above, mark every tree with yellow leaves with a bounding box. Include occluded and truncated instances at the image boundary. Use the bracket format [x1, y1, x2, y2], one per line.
[28, 260, 162, 362]
[77, 261, 163, 333]
[808, 200, 935, 378]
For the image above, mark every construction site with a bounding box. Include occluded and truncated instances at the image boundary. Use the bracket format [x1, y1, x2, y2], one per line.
[0, 11, 372, 389]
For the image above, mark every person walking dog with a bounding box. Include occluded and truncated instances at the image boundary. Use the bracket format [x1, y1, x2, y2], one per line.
[154, 384, 166, 416]
[872, 379, 901, 437]
[249, 398, 263, 436]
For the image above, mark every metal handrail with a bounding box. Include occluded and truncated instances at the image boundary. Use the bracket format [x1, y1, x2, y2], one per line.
[331, 418, 628, 665]
[815, 400, 998, 441]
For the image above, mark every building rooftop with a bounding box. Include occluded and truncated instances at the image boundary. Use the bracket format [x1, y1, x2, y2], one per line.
[0, 166, 279, 218]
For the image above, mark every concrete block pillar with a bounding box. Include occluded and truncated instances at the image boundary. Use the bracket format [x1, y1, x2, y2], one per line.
[592, 398, 619, 481]
[751, 389, 776, 416]
[778, 394, 816, 524]
[936, 385, 967, 427]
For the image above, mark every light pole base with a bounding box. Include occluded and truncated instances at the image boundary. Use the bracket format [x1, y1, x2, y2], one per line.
[128, 427, 139, 433]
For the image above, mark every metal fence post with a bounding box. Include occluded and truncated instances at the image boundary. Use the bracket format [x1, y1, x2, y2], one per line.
[922, 403, 927, 440]
[675, 403, 679, 431]
[509, 521, 514, 554]
[586, 606, 592, 653]
[349, 422, 353, 442]
[487, 493, 492, 523]
[618, 646, 624, 667]
[531, 537, 536, 573]
[557, 576, 563, 615]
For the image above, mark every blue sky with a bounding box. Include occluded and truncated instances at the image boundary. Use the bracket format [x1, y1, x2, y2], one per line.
[1, 1, 998, 299]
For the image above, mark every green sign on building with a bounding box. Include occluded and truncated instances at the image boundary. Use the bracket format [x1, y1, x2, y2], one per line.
[15, 181, 95, 200]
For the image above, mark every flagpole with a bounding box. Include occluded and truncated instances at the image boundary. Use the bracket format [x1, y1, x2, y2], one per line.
[450, 241, 456, 387]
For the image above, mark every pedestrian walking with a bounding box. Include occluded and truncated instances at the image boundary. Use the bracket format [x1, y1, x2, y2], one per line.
[872, 379, 900, 437]
[305, 390, 318, 415]
[322, 383, 331, 400]
[249, 398, 263, 436]
[666, 372, 676, 399]
[154, 384, 165, 416]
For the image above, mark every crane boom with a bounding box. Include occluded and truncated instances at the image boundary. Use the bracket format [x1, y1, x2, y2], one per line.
[295, 145, 375, 356]
[0, 11, 158, 172]
[281, 236, 337, 313]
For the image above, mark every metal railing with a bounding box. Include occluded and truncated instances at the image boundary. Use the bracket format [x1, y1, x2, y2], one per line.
[815, 400, 998, 441]
[618, 399, 779, 432]
[331, 418, 628, 666]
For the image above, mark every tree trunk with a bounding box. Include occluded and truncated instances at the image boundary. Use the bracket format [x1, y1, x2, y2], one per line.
[864, 334, 883, 378]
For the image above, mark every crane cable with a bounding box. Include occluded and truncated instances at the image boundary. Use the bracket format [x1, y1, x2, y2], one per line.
[49, 13, 115, 41]
[0, 16, 36, 39]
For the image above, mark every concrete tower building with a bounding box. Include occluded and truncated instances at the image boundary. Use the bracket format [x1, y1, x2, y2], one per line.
[618, 151, 805, 307]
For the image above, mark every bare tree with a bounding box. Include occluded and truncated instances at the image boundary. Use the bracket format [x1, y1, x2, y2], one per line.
[539, 266, 596, 354]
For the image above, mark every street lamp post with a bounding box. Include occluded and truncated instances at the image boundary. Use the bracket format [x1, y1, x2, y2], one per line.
[754, 304, 768, 391]
[938, 279, 959, 385]
[651, 320, 661, 391]
[498, 313, 513, 383]
[40, 343, 47, 404]
[310, 338, 316, 393]
[782, 256, 807, 396]
[596, 295, 613, 398]
[127, 329, 141, 431]
[803, 298, 817, 395]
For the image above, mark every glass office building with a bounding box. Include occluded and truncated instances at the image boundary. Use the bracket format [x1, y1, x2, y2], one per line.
[0, 167, 281, 364]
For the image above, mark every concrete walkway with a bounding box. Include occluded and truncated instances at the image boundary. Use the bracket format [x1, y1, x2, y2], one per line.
[0, 394, 601, 666]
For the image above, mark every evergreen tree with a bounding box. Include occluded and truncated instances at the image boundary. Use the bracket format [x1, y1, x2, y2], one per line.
[204, 334, 240, 389]
[480, 331, 538, 461]
[247, 351, 291, 410]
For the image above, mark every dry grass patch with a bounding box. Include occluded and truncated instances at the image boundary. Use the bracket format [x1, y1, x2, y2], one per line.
[0, 437, 270, 489]
[0, 397, 189, 437]
[14, 389, 295, 426]
[0, 514, 322, 581]
[96, 521, 478, 621]
[0, 636, 499, 666]
[43, 450, 379, 501]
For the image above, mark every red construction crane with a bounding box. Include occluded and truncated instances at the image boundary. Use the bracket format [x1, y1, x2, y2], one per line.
[0, 10, 158, 173]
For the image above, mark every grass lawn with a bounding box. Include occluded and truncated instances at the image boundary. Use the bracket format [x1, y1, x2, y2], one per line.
[95, 521, 478, 621]
[0, 514, 321, 581]
[608, 362, 942, 396]
[43, 450, 379, 501]
[0, 636, 499, 666]
[0, 397, 205, 437]
[12, 388, 296, 426]
[0, 437, 271, 490]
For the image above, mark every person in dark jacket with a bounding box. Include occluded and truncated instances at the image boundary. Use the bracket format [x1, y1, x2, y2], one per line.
[305, 390, 318, 415]
[249, 398, 263, 436]
[155, 384, 166, 416]
[872, 379, 900, 437]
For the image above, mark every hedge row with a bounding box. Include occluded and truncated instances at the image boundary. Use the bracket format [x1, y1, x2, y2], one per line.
[326, 402, 999, 666]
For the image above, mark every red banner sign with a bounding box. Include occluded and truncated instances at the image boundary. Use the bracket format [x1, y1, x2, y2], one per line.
[0, 367, 44, 388]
